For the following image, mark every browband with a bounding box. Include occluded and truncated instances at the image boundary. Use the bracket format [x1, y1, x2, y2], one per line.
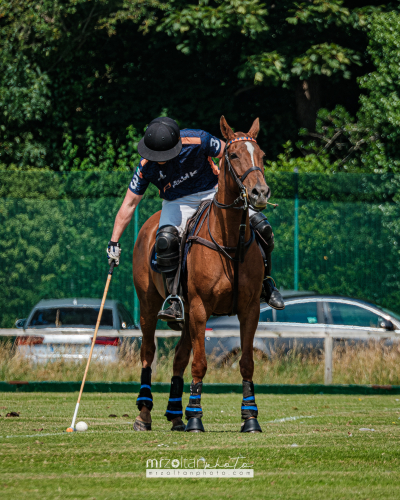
[226, 136, 257, 148]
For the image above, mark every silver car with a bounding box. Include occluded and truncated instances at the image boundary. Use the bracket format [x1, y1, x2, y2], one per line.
[205, 293, 400, 361]
[15, 298, 136, 363]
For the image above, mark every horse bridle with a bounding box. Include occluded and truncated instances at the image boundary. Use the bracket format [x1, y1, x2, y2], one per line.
[208, 135, 266, 263]
[213, 136, 264, 213]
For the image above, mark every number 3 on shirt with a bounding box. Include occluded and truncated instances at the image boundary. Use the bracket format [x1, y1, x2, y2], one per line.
[210, 138, 220, 151]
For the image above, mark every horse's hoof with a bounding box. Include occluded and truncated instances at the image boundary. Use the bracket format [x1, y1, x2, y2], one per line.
[185, 418, 204, 433]
[133, 418, 152, 431]
[241, 418, 262, 433]
[171, 423, 186, 431]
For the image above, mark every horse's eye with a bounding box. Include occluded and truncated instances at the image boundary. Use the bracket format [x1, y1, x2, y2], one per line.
[230, 153, 238, 160]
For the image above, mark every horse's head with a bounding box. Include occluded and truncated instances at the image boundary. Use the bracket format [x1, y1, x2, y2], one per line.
[220, 116, 270, 209]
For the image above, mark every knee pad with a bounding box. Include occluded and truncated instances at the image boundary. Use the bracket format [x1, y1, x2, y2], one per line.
[155, 225, 180, 273]
[250, 213, 274, 247]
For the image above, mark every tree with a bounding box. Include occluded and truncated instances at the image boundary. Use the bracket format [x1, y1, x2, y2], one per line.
[0, 0, 164, 167]
[0, 0, 385, 168]
[159, 1, 378, 130]
[357, 10, 400, 175]
[270, 7, 400, 175]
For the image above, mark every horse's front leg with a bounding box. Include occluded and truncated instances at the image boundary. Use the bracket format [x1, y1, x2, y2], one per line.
[165, 314, 192, 431]
[133, 296, 162, 432]
[238, 299, 263, 433]
[184, 298, 208, 433]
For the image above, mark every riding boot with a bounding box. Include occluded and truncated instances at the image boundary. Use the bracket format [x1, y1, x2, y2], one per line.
[154, 225, 184, 322]
[250, 213, 285, 310]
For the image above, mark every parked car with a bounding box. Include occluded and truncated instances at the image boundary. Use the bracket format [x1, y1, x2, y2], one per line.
[204, 293, 400, 361]
[15, 298, 137, 363]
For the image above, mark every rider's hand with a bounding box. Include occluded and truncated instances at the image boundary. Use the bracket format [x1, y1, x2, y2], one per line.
[107, 241, 121, 266]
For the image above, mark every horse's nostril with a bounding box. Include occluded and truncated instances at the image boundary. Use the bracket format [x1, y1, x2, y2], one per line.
[251, 188, 259, 197]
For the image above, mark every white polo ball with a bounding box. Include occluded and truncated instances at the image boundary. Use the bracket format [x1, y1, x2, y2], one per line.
[76, 421, 88, 432]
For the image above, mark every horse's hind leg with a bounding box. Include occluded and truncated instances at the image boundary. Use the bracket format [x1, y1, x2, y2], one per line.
[165, 314, 192, 431]
[238, 301, 263, 433]
[133, 292, 163, 432]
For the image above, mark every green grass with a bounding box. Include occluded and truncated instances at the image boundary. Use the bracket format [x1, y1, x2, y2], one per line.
[1, 393, 400, 499]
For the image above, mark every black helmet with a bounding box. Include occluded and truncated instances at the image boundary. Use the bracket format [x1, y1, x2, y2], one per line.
[137, 117, 182, 162]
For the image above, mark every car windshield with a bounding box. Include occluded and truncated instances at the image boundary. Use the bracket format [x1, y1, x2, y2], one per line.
[28, 307, 113, 328]
[378, 307, 400, 324]
[326, 302, 385, 328]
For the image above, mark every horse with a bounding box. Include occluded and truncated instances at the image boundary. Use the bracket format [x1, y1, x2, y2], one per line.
[132, 116, 270, 432]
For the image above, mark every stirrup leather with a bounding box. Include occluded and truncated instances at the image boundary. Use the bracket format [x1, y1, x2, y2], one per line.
[264, 275, 276, 286]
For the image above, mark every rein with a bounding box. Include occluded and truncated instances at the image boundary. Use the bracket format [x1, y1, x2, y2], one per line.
[188, 135, 267, 316]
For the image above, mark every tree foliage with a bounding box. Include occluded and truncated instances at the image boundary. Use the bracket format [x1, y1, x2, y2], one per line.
[0, 0, 389, 168]
[357, 10, 400, 173]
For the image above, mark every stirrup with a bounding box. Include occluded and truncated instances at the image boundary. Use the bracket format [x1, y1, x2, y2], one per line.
[160, 295, 185, 322]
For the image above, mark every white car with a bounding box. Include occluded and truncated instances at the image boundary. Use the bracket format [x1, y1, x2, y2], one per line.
[14, 298, 137, 363]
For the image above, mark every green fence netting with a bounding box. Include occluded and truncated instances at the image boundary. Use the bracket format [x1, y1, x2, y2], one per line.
[1, 171, 400, 328]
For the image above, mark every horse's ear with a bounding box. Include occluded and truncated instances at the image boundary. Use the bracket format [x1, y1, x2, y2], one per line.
[248, 117, 260, 139]
[220, 116, 234, 140]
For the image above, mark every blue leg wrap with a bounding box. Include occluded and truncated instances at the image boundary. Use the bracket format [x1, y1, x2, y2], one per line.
[165, 375, 184, 421]
[136, 367, 153, 411]
[185, 381, 203, 420]
[241, 380, 258, 420]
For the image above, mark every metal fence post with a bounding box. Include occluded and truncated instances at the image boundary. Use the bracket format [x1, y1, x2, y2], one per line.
[294, 168, 299, 291]
[324, 336, 333, 384]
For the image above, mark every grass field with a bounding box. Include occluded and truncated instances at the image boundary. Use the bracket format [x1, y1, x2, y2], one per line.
[1, 392, 400, 499]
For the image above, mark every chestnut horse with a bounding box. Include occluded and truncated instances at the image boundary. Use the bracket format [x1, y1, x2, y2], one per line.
[132, 116, 270, 432]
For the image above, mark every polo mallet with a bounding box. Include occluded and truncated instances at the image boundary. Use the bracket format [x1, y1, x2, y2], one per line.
[66, 261, 116, 432]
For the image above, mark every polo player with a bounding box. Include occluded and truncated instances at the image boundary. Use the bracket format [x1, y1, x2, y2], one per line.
[107, 117, 284, 320]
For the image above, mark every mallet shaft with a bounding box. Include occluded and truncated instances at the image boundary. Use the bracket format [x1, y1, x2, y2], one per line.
[68, 261, 115, 430]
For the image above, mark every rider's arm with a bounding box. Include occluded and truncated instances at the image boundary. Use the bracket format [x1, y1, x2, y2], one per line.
[111, 189, 143, 242]
[203, 132, 225, 159]
[216, 140, 226, 158]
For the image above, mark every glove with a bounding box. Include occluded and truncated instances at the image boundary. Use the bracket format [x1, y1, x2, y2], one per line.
[107, 241, 121, 266]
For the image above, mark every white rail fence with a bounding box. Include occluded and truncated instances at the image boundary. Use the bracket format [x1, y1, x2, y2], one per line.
[1, 325, 400, 384]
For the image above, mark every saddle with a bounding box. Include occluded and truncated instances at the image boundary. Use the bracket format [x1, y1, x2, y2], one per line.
[150, 200, 263, 328]
[149, 201, 211, 331]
